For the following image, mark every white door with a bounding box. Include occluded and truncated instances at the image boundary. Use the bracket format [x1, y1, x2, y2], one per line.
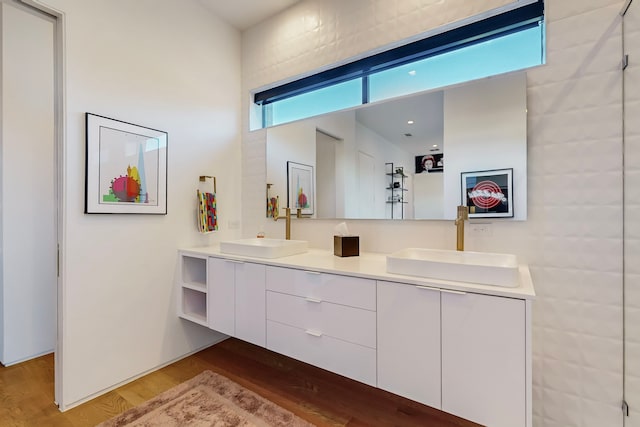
[1, 1, 57, 365]
[357, 151, 375, 218]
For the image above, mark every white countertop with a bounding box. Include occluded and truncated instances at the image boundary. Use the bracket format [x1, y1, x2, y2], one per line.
[179, 246, 536, 300]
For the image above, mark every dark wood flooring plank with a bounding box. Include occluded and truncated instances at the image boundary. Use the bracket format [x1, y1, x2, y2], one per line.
[0, 338, 482, 427]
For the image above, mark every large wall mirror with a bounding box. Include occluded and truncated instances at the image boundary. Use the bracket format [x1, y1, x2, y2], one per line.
[266, 71, 527, 221]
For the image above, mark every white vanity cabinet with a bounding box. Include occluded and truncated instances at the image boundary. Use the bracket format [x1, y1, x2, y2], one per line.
[178, 248, 533, 427]
[441, 291, 526, 427]
[265, 266, 377, 386]
[377, 281, 442, 408]
[377, 280, 529, 427]
[207, 257, 266, 347]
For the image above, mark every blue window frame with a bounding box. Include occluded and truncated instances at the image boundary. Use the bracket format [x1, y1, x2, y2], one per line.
[254, 0, 544, 129]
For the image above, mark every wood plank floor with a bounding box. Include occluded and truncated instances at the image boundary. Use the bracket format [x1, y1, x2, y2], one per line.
[0, 338, 482, 426]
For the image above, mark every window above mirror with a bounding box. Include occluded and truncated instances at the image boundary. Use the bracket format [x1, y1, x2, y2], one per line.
[252, 0, 544, 130]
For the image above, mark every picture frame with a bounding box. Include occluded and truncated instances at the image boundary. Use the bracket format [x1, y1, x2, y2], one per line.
[287, 161, 314, 215]
[85, 113, 168, 214]
[415, 153, 443, 174]
[461, 168, 513, 218]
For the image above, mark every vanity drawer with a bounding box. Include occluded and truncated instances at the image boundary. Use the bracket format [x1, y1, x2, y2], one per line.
[266, 291, 376, 349]
[265, 266, 375, 310]
[266, 320, 376, 386]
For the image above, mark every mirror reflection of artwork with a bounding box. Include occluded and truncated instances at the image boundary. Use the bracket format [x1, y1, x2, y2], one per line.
[287, 161, 314, 215]
[415, 154, 443, 173]
[461, 168, 513, 218]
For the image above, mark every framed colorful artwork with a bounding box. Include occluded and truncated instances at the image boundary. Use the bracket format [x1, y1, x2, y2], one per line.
[85, 113, 168, 214]
[287, 161, 314, 215]
[461, 168, 513, 218]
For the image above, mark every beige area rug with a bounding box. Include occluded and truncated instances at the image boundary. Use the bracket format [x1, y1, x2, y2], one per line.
[97, 370, 315, 427]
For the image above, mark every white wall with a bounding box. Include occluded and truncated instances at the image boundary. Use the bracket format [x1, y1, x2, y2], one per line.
[443, 72, 527, 220]
[242, 1, 626, 426]
[1, 2, 56, 365]
[41, 0, 242, 409]
[316, 131, 337, 218]
[414, 173, 444, 219]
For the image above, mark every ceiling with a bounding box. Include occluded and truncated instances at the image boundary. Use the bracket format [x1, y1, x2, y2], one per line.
[355, 90, 445, 155]
[198, 0, 301, 31]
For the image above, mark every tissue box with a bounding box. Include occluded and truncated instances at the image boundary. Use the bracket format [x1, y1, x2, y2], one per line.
[334, 235, 359, 257]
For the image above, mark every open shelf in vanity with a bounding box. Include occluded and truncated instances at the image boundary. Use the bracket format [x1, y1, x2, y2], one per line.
[178, 253, 208, 325]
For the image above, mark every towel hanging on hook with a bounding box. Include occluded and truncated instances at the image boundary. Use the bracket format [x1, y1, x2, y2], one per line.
[197, 176, 217, 233]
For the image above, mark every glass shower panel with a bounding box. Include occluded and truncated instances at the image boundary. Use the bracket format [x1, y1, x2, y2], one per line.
[624, 0, 640, 425]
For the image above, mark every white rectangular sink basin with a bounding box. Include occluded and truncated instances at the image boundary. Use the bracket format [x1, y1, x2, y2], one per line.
[386, 248, 519, 287]
[220, 238, 308, 259]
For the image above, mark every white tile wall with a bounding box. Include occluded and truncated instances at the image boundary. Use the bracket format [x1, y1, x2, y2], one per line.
[625, 0, 640, 425]
[241, 1, 630, 426]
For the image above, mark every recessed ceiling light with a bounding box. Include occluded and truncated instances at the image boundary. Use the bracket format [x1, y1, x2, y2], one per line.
[432, 144, 438, 148]
[407, 120, 414, 125]
[408, 70, 416, 76]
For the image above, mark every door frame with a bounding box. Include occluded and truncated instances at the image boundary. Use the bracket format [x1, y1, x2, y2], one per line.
[3, 0, 66, 408]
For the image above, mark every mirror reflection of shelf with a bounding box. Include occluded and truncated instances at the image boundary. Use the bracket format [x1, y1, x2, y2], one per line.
[385, 162, 406, 219]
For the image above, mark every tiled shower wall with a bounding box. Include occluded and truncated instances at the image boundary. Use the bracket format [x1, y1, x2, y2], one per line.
[625, 0, 640, 426]
[241, 1, 628, 426]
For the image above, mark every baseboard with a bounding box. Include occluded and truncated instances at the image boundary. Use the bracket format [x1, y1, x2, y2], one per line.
[1, 348, 54, 367]
[57, 335, 228, 412]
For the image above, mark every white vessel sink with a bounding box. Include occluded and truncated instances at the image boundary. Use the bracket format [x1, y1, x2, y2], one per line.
[220, 238, 308, 259]
[386, 248, 519, 287]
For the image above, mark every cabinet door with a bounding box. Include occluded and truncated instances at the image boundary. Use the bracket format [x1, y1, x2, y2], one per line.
[377, 281, 441, 408]
[441, 292, 526, 427]
[207, 258, 235, 336]
[235, 262, 266, 347]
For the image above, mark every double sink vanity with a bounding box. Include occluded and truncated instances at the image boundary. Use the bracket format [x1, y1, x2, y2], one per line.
[177, 238, 534, 427]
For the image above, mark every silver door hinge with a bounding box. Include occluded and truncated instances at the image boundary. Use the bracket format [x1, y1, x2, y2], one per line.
[623, 54, 629, 71]
[623, 400, 629, 416]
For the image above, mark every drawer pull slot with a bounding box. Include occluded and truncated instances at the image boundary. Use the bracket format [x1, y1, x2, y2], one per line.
[305, 297, 322, 303]
[416, 285, 467, 295]
[305, 329, 323, 337]
[305, 271, 322, 275]
[416, 285, 440, 292]
[441, 288, 467, 295]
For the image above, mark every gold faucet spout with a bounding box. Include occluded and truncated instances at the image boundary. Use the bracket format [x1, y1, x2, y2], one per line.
[274, 207, 291, 239]
[455, 205, 468, 251]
